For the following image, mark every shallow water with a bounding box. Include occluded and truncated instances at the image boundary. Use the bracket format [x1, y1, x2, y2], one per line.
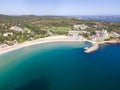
[0, 42, 120, 90]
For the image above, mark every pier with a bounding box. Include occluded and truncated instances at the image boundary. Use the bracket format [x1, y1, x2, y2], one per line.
[84, 41, 99, 53]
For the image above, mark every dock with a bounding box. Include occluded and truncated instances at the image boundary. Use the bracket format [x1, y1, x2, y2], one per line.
[84, 42, 99, 53]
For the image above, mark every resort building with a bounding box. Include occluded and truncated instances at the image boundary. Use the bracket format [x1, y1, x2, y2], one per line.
[95, 29, 109, 40]
[68, 31, 85, 40]
[89, 29, 109, 41]
[68, 31, 80, 36]
[73, 24, 89, 30]
[68, 30, 90, 36]
[110, 31, 120, 38]
[80, 31, 90, 35]
[0, 44, 8, 48]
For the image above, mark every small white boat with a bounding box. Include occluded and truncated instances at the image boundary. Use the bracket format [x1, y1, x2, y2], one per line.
[84, 47, 89, 50]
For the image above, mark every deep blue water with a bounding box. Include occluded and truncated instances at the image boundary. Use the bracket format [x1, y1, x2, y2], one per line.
[80, 16, 120, 22]
[0, 42, 120, 90]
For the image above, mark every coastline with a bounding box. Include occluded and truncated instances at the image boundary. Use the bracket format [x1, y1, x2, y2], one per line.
[84, 41, 99, 53]
[0, 35, 120, 55]
[85, 39, 120, 53]
[0, 35, 87, 55]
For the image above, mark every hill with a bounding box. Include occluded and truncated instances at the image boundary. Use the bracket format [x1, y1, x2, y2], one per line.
[0, 14, 120, 45]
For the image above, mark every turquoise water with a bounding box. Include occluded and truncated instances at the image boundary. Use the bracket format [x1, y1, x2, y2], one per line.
[0, 42, 120, 90]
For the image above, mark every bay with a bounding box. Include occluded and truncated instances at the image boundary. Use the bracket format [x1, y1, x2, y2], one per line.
[0, 42, 120, 90]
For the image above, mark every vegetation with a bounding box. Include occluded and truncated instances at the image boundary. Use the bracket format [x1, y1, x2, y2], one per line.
[0, 14, 120, 45]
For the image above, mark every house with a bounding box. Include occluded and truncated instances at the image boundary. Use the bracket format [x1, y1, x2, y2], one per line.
[0, 24, 5, 27]
[93, 25, 98, 28]
[89, 35, 97, 41]
[80, 31, 90, 35]
[0, 44, 8, 48]
[73, 24, 89, 30]
[9, 26, 23, 32]
[110, 31, 120, 38]
[68, 31, 80, 36]
[68, 30, 86, 40]
[3, 32, 13, 37]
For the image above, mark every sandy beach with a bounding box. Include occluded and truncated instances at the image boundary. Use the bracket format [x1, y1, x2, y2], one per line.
[0, 35, 120, 55]
[0, 35, 87, 55]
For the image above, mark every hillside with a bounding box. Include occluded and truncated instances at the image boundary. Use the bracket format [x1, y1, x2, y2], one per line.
[0, 14, 120, 45]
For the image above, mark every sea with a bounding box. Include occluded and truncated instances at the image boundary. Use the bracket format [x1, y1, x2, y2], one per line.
[0, 42, 120, 90]
[79, 16, 120, 22]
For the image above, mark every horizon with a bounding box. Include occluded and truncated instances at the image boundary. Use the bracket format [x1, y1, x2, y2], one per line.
[0, 0, 120, 16]
[1, 14, 120, 17]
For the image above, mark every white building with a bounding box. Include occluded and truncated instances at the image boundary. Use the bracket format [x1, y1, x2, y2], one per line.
[3, 32, 13, 37]
[110, 31, 120, 38]
[73, 24, 89, 30]
[0, 44, 8, 48]
[89, 35, 97, 41]
[95, 29, 109, 40]
[99, 29, 109, 39]
[68, 31, 80, 36]
[9, 26, 23, 31]
[68, 30, 90, 37]
[89, 29, 109, 41]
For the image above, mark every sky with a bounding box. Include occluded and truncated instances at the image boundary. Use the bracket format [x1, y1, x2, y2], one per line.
[0, 0, 120, 15]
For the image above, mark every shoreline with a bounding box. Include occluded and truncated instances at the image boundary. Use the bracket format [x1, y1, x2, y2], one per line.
[0, 35, 87, 55]
[84, 39, 120, 53]
[84, 41, 99, 53]
[0, 36, 120, 55]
